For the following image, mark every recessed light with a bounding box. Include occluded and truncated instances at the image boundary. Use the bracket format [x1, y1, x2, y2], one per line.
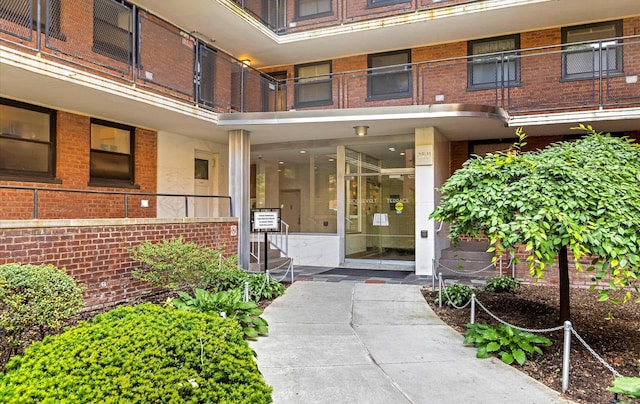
[388, 147, 395, 152]
[299, 150, 306, 154]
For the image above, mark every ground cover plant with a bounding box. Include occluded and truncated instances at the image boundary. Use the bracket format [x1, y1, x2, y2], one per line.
[424, 284, 640, 404]
[0, 303, 273, 403]
[0, 263, 84, 367]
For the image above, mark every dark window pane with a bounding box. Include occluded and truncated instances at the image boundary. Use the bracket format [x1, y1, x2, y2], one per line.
[0, 138, 49, 172]
[90, 151, 131, 180]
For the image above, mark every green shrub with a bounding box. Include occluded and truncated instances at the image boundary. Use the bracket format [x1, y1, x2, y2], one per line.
[464, 322, 552, 366]
[0, 303, 272, 403]
[434, 283, 474, 307]
[246, 273, 286, 301]
[170, 288, 269, 339]
[130, 237, 238, 292]
[607, 377, 640, 403]
[0, 263, 84, 366]
[484, 275, 521, 293]
[202, 265, 247, 292]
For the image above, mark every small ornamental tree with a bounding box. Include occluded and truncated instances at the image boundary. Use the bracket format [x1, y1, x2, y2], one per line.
[431, 125, 640, 321]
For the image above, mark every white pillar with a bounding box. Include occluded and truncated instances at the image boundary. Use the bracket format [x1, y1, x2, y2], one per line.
[415, 127, 449, 275]
[229, 130, 251, 270]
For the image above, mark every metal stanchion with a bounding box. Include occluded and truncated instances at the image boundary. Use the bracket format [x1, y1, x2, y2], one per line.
[562, 321, 572, 393]
[470, 294, 476, 324]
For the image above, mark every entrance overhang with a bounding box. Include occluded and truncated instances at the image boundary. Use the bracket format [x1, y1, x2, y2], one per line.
[218, 104, 511, 144]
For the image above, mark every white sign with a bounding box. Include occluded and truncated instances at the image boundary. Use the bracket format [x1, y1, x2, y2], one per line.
[254, 211, 279, 231]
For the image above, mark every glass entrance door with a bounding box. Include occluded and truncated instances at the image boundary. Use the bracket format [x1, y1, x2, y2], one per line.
[345, 172, 415, 263]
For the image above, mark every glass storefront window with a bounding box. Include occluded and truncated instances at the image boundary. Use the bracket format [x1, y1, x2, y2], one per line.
[251, 146, 337, 233]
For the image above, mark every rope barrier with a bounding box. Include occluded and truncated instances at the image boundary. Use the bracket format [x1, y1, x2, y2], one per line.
[434, 272, 626, 394]
[435, 260, 496, 275]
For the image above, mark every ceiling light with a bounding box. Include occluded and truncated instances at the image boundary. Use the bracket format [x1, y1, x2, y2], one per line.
[388, 147, 396, 152]
[354, 125, 369, 137]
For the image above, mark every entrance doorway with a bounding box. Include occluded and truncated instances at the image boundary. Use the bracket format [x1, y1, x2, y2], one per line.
[279, 189, 301, 232]
[343, 144, 415, 264]
[194, 151, 218, 217]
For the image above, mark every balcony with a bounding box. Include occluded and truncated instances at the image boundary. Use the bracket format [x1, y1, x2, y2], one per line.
[1, 0, 639, 118]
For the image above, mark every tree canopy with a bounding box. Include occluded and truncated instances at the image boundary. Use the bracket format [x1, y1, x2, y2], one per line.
[431, 125, 640, 318]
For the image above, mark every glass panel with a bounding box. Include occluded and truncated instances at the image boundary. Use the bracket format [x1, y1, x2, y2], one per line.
[298, 0, 330, 17]
[1, 104, 50, 141]
[0, 138, 49, 172]
[91, 123, 130, 153]
[251, 146, 337, 233]
[296, 80, 332, 104]
[345, 173, 415, 262]
[195, 158, 209, 180]
[90, 151, 130, 180]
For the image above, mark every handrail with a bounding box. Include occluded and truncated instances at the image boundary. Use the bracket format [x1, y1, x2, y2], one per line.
[0, 185, 233, 219]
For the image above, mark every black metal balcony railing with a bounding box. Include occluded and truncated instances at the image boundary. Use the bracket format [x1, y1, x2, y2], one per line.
[0, 185, 233, 219]
[0, 0, 639, 117]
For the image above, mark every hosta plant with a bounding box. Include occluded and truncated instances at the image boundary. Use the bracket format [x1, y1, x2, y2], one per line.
[434, 283, 475, 307]
[169, 288, 268, 339]
[607, 377, 640, 403]
[464, 322, 552, 366]
[246, 273, 286, 301]
[484, 275, 521, 293]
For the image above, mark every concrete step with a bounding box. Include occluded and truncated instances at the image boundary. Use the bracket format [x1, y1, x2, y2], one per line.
[440, 248, 494, 261]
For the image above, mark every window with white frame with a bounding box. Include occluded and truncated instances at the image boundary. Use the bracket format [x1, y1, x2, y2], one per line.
[294, 61, 332, 107]
[0, 98, 56, 181]
[296, 0, 331, 20]
[90, 119, 135, 186]
[367, 50, 412, 100]
[468, 35, 520, 90]
[562, 21, 623, 80]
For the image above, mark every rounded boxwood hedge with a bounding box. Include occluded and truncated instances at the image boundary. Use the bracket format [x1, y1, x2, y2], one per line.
[0, 303, 272, 403]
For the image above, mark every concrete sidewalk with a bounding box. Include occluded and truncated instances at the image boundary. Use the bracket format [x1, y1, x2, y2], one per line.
[250, 282, 573, 404]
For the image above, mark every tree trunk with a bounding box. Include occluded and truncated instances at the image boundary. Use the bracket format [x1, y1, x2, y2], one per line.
[559, 245, 571, 322]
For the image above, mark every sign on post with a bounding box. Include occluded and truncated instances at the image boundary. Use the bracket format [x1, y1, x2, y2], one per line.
[253, 211, 279, 231]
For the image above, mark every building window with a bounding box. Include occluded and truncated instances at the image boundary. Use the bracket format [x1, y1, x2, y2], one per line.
[294, 61, 332, 107]
[0, 99, 56, 181]
[90, 119, 134, 186]
[468, 35, 520, 90]
[368, 50, 412, 100]
[562, 20, 623, 80]
[367, 0, 410, 7]
[92, 0, 132, 62]
[296, 0, 331, 20]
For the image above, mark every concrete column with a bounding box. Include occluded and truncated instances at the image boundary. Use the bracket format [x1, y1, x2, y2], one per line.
[229, 130, 251, 270]
[415, 127, 449, 275]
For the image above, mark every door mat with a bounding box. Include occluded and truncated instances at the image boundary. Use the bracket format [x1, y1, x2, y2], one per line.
[319, 268, 411, 279]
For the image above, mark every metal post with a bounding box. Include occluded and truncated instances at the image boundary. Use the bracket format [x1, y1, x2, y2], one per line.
[244, 281, 250, 302]
[499, 256, 503, 277]
[266, 270, 270, 283]
[124, 194, 129, 218]
[470, 294, 476, 324]
[431, 258, 435, 291]
[562, 320, 572, 393]
[184, 196, 189, 217]
[33, 189, 39, 219]
[438, 273, 443, 308]
[263, 232, 269, 272]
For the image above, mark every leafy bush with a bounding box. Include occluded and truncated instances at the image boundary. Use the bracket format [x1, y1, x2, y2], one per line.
[130, 237, 238, 292]
[0, 263, 84, 366]
[484, 276, 521, 293]
[607, 377, 640, 402]
[434, 283, 474, 307]
[246, 273, 286, 301]
[202, 265, 247, 291]
[464, 322, 552, 366]
[0, 303, 272, 403]
[170, 288, 269, 339]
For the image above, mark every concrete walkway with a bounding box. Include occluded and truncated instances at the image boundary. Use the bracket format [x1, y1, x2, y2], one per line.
[250, 282, 573, 404]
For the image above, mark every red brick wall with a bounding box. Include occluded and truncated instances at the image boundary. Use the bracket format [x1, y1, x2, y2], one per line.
[0, 110, 158, 220]
[0, 220, 238, 309]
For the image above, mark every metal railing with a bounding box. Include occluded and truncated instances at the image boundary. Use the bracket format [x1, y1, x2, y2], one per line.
[1, 1, 638, 116]
[276, 36, 640, 113]
[0, 185, 233, 219]
[228, 0, 483, 35]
